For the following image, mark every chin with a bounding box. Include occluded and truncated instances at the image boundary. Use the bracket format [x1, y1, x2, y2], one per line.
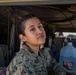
[39, 41, 45, 44]
[37, 39, 45, 44]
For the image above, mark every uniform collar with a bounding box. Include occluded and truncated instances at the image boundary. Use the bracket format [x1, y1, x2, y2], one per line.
[22, 44, 43, 57]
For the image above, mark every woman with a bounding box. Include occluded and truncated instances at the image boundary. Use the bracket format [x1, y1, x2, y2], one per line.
[6, 14, 66, 75]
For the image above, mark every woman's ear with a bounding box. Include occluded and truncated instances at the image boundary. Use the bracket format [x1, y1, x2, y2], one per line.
[19, 34, 26, 42]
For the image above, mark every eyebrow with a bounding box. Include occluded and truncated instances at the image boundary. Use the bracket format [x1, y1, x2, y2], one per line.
[38, 22, 42, 25]
[28, 25, 34, 29]
[28, 22, 42, 29]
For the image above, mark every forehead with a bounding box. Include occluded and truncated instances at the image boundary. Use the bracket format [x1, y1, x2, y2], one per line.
[26, 17, 40, 24]
[24, 17, 41, 27]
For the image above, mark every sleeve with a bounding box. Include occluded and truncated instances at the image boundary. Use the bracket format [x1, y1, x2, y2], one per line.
[43, 47, 67, 75]
[6, 55, 37, 75]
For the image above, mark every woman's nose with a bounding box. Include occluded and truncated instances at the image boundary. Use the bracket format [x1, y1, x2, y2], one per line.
[36, 28, 43, 34]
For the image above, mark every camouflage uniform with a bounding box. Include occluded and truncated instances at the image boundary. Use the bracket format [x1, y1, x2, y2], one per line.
[6, 45, 66, 75]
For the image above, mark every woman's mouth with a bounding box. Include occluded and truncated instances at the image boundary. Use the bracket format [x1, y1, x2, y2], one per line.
[38, 35, 45, 39]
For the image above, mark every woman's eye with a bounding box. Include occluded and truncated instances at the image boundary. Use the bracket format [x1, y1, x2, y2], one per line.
[30, 28, 35, 31]
[38, 25, 43, 29]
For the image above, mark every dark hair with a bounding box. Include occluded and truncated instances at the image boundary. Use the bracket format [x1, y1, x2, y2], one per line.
[16, 14, 38, 35]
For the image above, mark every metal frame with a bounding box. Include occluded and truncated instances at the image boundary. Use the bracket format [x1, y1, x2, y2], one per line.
[0, 0, 76, 6]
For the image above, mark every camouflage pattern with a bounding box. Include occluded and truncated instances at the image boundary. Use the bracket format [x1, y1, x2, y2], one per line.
[6, 45, 66, 75]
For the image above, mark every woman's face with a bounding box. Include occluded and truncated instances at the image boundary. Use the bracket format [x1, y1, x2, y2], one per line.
[22, 17, 46, 46]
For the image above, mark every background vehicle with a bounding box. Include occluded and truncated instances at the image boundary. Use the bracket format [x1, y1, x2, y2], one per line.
[0, 0, 76, 75]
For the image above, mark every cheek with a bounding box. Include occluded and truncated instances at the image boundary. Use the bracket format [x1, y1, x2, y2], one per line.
[26, 31, 36, 39]
[26, 34, 37, 43]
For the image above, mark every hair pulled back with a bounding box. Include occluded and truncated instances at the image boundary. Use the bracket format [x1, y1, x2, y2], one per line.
[16, 14, 37, 35]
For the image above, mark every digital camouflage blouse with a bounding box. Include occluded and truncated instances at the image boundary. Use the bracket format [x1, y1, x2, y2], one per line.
[6, 45, 66, 75]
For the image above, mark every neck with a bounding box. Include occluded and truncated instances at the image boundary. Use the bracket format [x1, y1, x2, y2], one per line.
[26, 43, 40, 56]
